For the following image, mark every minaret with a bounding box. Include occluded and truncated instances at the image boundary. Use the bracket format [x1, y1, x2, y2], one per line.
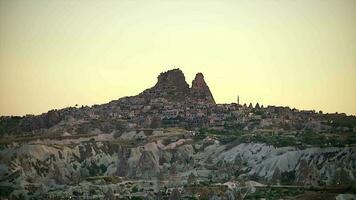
[237, 95, 240, 105]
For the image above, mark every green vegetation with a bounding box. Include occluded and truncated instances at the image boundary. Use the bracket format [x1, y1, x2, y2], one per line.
[0, 116, 22, 136]
[131, 186, 139, 193]
[194, 128, 241, 144]
[0, 133, 98, 145]
[281, 171, 296, 185]
[131, 197, 144, 200]
[323, 116, 356, 129]
[196, 128, 356, 147]
[86, 176, 122, 184]
[76, 119, 128, 134]
[245, 187, 305, 200]
[0, 185, 15, 198]
[240, 134, 297, 147]
[85, 163, 108, 177]
[298, 131, 356, 147]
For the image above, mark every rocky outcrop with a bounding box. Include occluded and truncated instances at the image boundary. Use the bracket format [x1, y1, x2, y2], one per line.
[1, 130, 355, 199]
[136, 151, 160, 179]
[190, 73, 215, 104]
[155, 69, 190, 91]
[217, 143, 356, 185]
[116, 147, 131, 177]
[141, 69, 190, 102]
[140, 69, 216, 104]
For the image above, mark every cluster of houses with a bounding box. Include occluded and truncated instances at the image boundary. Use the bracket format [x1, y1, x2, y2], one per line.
[78, 94, 356, 134]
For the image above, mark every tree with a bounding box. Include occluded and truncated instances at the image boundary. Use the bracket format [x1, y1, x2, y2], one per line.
[150, 116, 162, 128]
[169, 188, 181, 200]
[187, 173, 197, 185]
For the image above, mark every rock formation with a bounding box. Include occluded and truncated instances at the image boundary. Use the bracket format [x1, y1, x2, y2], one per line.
[141, 68, 190, 102]
[155, 69, 190, 91]
[140, 68, 216, 104]
[1, 68, 356, 199]
[190, 73, 215, 104]
[1, 134, 355, 199]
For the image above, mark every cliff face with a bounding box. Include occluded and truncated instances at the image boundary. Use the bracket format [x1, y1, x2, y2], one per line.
[1, 131, 354, 199]
[190, 73, 215, 104]
[141, 68, 190, 102]
[140, 69, 216, 104]
[155, 69, 190, 92]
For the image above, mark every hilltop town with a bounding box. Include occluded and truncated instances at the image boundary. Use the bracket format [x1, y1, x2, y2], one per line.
[0, 69, 356, 199]
[1, 69, 356, 148]
[1, 69, 356, 137]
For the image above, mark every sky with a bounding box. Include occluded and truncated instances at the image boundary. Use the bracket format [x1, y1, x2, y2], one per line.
[0, 0, 355, 116]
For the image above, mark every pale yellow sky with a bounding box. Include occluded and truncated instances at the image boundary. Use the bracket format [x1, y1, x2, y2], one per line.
[0, 0, 356, 116]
